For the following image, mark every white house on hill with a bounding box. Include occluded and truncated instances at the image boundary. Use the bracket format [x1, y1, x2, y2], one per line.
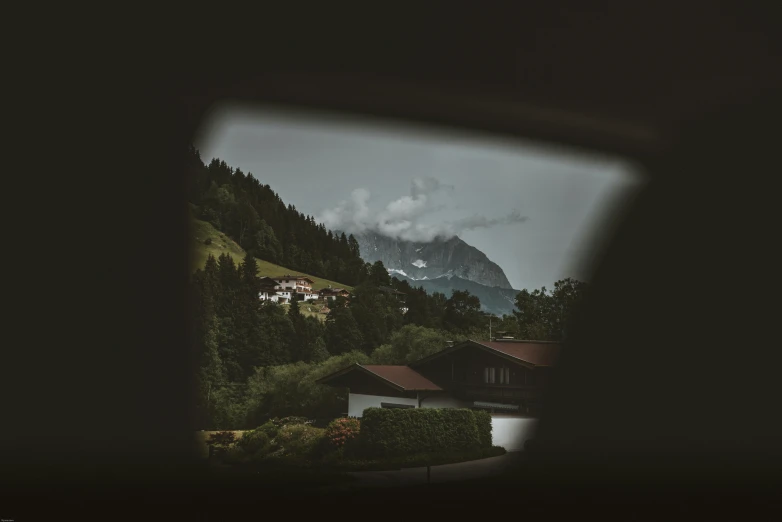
[273, 275, 319, 301]
[258, 275, 318, 303]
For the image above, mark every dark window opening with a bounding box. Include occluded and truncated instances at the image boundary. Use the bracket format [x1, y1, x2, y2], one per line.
[499, 367, 510, 385]
[380, 402, 415, 409]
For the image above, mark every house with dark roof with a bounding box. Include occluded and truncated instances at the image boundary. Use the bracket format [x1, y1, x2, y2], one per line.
[319, 287, 351, 301]
[377, 286, 406, 302]
[317, 338, 561, 450]
[258, 276, 289, 303]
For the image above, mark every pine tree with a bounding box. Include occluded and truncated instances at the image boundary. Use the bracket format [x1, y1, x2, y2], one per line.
[325, 306, 364, 355]
[289, 296, 301, 320]
[239, 254, 260, 297]
[348, 234, 361, 258]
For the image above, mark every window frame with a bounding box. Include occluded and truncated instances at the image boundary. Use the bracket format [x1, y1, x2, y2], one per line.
[380, 402, 415, 409]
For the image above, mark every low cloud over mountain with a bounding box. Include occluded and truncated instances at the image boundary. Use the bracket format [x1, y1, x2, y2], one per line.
[318, 177, 528, 243]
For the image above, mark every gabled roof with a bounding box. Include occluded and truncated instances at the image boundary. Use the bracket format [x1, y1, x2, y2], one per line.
[316, 363, 442, 391]
[320, 287, 347, 293]
[409, 339, 561, 369]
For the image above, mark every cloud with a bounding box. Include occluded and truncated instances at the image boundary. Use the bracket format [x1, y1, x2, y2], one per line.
[317, 177, 528, 242]
[452, 209, 529, 232]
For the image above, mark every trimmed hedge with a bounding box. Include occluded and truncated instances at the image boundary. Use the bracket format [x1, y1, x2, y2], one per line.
[358, 408, 492, 457]
[474, 410, 492, 448]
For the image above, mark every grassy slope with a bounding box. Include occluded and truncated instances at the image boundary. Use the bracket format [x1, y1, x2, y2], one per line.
[190, 217, 352, 292]
[281, 302, 329, 323]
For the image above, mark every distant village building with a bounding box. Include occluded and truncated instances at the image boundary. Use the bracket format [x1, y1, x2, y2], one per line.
[258, 275, 317, 303]
[378, 285, 407, 313]
[258, 276, 287, 303]
[273, 275, 319, 301]
[319, 286, 351, 301]
[377, 286, 407, 303]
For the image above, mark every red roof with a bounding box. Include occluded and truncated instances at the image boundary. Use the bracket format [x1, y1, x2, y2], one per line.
[361, 365, 442, 391]
[473, 340, 561, 367]
[409, 339, 561, 368]
[316, 364, 442, 391]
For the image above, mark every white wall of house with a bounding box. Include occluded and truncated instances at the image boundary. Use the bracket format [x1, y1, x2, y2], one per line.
[274, 278, 313, 292]
[274, 280, 296, 290]
[347, 393, 418, 417]
[420, 395, 470, 409]
[490, 416, 538, 451]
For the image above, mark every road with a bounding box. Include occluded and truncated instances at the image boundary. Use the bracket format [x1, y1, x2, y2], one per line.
[346, 452, 524, 487]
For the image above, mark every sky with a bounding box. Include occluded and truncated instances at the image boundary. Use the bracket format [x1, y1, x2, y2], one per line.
[194, 104, 644, 291]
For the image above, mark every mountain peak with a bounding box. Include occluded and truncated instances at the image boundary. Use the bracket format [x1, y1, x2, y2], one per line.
[350, 231, 513, 289]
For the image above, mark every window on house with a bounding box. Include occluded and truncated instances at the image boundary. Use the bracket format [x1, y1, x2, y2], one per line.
[484, 367, 496, 384]
[499, 367, 510, 385]
[380, 402, 415, 409]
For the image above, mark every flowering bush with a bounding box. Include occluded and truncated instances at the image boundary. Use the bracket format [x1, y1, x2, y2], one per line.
[206, 430, 238, 459]
[207, 431, 237, 447]
[325, 417, 361, 449]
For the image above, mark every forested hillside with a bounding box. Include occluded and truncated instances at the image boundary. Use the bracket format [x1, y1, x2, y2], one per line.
[186, 146, 367, 286]
[191, 216, 351, 291]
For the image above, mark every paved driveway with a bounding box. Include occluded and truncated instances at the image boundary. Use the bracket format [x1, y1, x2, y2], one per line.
[346, 452, 524, 487]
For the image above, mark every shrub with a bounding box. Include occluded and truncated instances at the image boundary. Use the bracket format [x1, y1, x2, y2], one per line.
[207, 431, 237, 447]
[324, 417, 361, 449]
[236, 429, 271, 456]
[275, 424, 325, 458]
[257, 420, 279, 439]
[276, 416, 310, 427]
[473, 410, 493, 448]
[252, 416, 309, 441]
[204, 238, 212, 245]
[319, 446, 345, 466]
[358, 408, 490, 457]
